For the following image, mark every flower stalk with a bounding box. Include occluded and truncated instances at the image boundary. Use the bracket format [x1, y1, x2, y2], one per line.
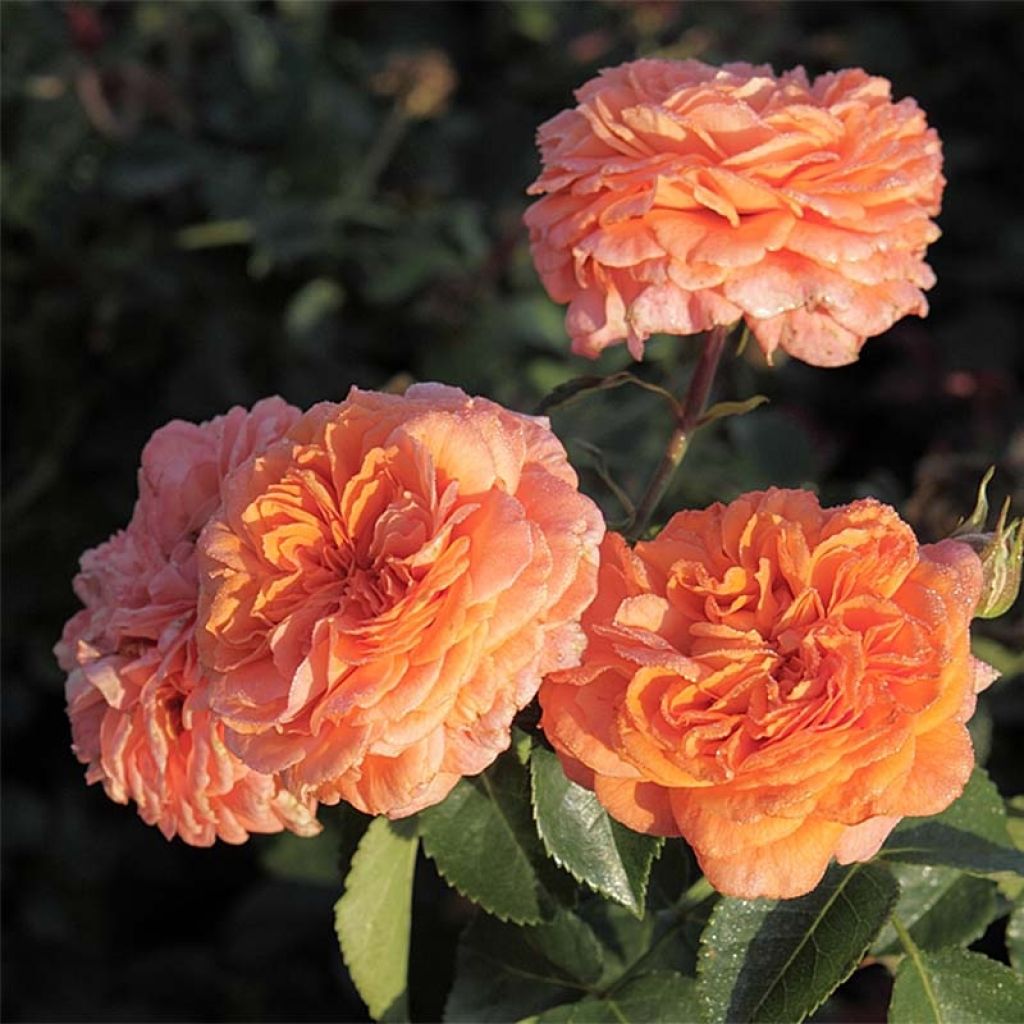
[627, 324, 730, 542]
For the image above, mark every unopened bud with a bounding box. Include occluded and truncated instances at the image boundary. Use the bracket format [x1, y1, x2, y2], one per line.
[952, 468, 1023, 619]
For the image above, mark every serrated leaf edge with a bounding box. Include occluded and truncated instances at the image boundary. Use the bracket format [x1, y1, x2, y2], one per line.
[419, 774, 550, 926]
[528, 747, 660, 918]
[334, 818, 418, 1021]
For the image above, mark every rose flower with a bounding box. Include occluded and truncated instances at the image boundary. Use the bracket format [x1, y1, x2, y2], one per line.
[539, 490, 993, 898]
[526, 60, 943, 367]
[57, 400, 321, 846]
[197, 384, 604, 818]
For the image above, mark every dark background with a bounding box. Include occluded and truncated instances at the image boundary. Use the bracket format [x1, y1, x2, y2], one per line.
[3, 2, 1022, 1020]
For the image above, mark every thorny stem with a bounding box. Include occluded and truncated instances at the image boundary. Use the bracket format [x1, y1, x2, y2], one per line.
[626, 324, 731, 542]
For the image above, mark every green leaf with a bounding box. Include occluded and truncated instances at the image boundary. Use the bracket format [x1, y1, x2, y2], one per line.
[334, 817, 418, 1022]
[696, 394, 769, 429]
[998, 797, 1024, 900]
[444, 910, 603, 1023]
[533, 971, 701, 1023]
[260, 803, 370, 885]
[697, 861, 899, 1024]
[872, 865, 999, 955]
[1006, 895, 1024, 973]
[880, 768, 1024, 876]
[531, 745, 662, 917]
[420, 749, 572, 924]
[888, 947, 1024, 1023]
[536, 372, 681, 417]
[1004, 796, 1024, 849]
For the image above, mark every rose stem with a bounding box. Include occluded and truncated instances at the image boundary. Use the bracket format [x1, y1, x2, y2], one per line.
[626, 323, 730, 543]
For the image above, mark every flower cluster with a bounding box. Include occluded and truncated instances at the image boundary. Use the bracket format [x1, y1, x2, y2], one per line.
[526, 59, 944, 366]
[58, 60, 1002, 907]
[59, 385, 603, 835]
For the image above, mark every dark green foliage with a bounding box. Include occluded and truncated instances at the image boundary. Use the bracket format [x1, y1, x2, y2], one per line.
[420, 746, 574, 925]
[880, 768, 1024, 876]
[871, 866, 999, 957]
[531, 745, 662, 917]
[697, 863, 900, 1024]
[888, 948, 1024, 1024]
[535, 972, 701, 1023]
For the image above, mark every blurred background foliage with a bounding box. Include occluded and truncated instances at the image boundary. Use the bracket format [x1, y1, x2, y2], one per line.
[2, 1, 1022, 1020]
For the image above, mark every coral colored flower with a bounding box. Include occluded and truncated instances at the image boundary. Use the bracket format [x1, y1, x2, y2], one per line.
[539, 490, 992, 899]
[526, 60, 943, 367]
[197, 384, 605, 817]
[57, 400, 321, 846]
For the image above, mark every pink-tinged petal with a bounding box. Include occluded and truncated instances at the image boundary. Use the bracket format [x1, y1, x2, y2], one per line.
[58, 400, 315, 847]
[628, 284, 741, 339]
[698, 817, 846, 899]
[751, 308, 862, 367]
[834, 815, 901, 864]
[524, 57, 942, 367]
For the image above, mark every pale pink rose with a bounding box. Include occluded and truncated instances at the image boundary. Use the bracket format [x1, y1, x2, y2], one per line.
[57, 399, 320, 846]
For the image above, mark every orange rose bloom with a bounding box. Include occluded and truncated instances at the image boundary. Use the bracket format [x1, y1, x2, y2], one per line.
[57, 400, 321, 845]
[525, 60, 943, 367]
[197, 384, 604, 817]
[539, 490, 992, 898]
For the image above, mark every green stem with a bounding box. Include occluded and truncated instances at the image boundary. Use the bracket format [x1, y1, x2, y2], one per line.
[677, 873, 716, 913]
[626, 324, 731, 542]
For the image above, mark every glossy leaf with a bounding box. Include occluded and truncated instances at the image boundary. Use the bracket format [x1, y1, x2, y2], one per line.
[880, 768, 1024, 876]
[872, 865, 999, 955]
[444, 910, 603, 1023]
[333, 817, 418, 1022]
[888, 947, 1024, 1023]
[533, 971, 701, 1023]
[531, 745, 662, 916]
[420, 749, 572, 924]
[698, 862, 899, 1024]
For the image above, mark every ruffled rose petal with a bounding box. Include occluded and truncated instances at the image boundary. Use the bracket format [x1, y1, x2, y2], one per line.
[526, 59, 944, 367]
[58, 400, 320, 846]
[540, 489, 987, 899]
[199, 385, 604, 817]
